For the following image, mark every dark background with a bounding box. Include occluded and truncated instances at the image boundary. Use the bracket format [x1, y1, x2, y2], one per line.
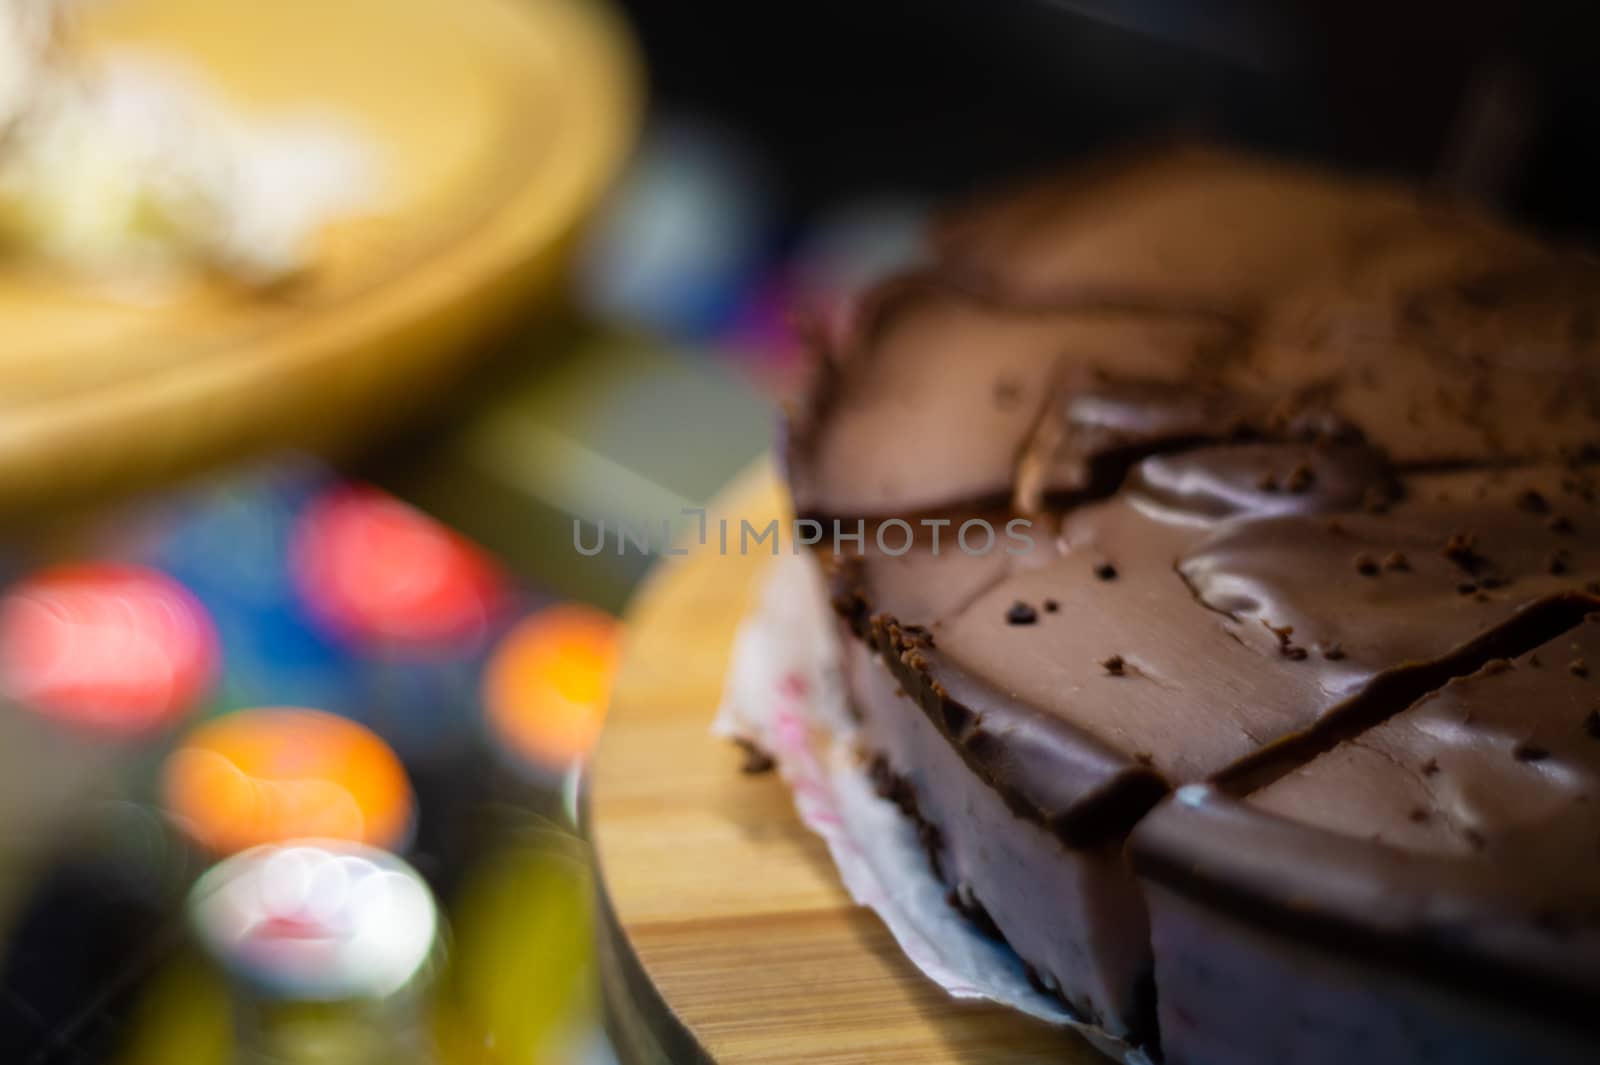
[616, 0, 1600, 242]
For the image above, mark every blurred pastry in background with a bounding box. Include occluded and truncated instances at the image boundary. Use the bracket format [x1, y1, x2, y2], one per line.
[0, 0, 381, 289]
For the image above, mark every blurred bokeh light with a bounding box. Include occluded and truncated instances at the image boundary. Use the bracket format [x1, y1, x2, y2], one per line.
[484, 604, 620, 772]
[290, 486, 507, 655]
[161, 707, 415, 855]
[0, 563, 218, 735]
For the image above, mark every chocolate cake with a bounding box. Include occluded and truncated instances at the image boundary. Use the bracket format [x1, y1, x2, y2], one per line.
[782, 148, 1600, 1063]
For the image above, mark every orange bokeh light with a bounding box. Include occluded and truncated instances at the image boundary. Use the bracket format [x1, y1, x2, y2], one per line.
[162, 707, 414, 855]
[483, 604, 620, 769]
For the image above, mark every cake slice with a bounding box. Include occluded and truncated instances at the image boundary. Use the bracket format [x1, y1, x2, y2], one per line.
[1132, 616, 1600, 1064]
[836, 455, 1600, 1037]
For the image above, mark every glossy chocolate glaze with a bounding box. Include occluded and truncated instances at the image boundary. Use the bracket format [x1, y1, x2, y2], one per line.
[1186, 465, 1600, 792]
[1130, 617, 1600, 1033]
[786, 151, 1600, 521]
[783, 149, 1600, 1050]
[836, 460, 1600, 843]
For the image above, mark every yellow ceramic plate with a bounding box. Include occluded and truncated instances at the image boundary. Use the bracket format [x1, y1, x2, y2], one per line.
[0, 0, 639, 512]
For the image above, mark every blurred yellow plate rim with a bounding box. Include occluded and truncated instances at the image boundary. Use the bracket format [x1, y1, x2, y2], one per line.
[0, 0, 640, 512]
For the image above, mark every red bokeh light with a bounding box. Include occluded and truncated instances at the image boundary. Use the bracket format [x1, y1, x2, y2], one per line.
[289, 485, 505, 652]
[0, 563, 218, 734]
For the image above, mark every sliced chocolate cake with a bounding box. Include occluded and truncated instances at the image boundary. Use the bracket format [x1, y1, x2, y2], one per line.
[781, 148, 1600, 1061]
[1133, 617, 1600, 1065]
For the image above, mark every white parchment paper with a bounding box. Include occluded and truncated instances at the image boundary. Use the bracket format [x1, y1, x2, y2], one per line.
[714, 553, 1153, 1064]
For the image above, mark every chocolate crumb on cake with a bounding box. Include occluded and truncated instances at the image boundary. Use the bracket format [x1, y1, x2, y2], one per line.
[779, 148, 1600, 1062]
[1005, 601, 1038, 625]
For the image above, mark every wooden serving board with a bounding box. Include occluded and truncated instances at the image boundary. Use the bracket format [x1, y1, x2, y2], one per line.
[590, 461, 1099, 1064]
